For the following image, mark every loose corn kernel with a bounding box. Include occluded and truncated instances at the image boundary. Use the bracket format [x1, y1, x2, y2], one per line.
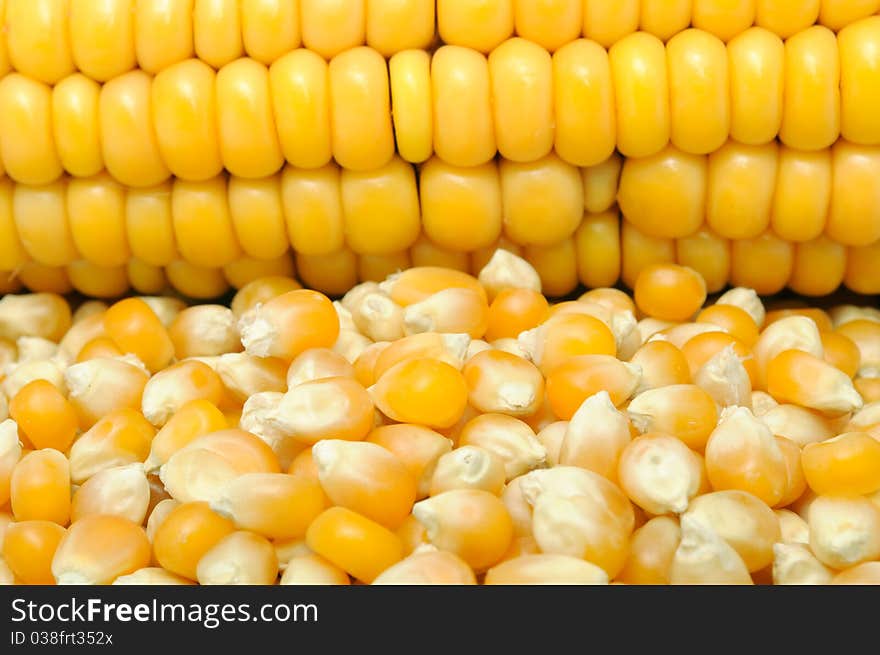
[772, 542, 834, 585]
[103, 298, 174, 374]
[558, 391, 631, 482]
[0, 293, 71, 343]
[270, 376, 374, 445]
[855, 377, 880, 403]
[160, 426, 280, 503]
[366, 424, 453, 500]
[143, 399, 227, 475]
[634, 264, 707, 322]
[775, 436, 808, 508]
[348, 291, 404, 343]
[312, 440, 416, 529]
[210, 472, 324, 542]
[0, 421, 22, 508]
[767, 349, 863, 416]
[477, 249, 542, 303]
[10, 448, 70, 525]
[618, 432, 704, 515]
[430, 446, 506, 497]
[286, 348, 354, 389]
[2, 520, 66, 585]
[70, 464, 150, 525]
[141, 360, 225, 428]
[280, 554, 351, 586]
[239, 289, 338, 362]
[113, 567, 193, 585]
[403, 288, 489, 339]
[705, 406, 788, 506]
[683, 490, 780, 571]
[306, 506, 404, 584]
[808, 494, 880, 569]
[802, 432, 880, 496]
[196, 530, 278, 585]
[64, 356, 150, 430]
[413, 489, 513, 572]
[821, 330, 862, 378]
[229, 276, 302, 318]
[485, 553, 608, 585]
[837, 319, 880, 377]
[51, 514, 150, 585]
[546, 354, 641, 420]
[211, 352, 288, 403]
[484, 289, 549, 343]
[370, 358, 468, 430]
[535, 421, 567, 468]
[775, 508, 810, 545]
[462, 350, 544, 417]
[7, 379, 75, 452]
[831, 561, 880, 585]
[75, 337, 124, 362]
[457, 413, 546, 481]
[520, 313, 616, 376]
[168, 305, 241, 359]
[66, 409, 154, 486]
[669, 514, 753, 585]
[371, 547, 477, 585]
[753, 316, 824, 390]
[152, 501, 235, 581]
[627, 385, 718, 451]
[145, 499, 180, 548]
[628, 342, 690, 395]
[618, 516, 681, 585]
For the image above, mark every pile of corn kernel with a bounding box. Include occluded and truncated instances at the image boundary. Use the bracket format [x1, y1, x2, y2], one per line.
[1, 250, 879, 586]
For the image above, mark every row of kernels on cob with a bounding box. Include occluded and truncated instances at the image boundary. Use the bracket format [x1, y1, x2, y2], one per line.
[4, 19, 880, 184]
[1, 258, 880, 585]
[2, 140, 880, 298]
[0, 0, 436, 84]
[3, 0, 879, 87]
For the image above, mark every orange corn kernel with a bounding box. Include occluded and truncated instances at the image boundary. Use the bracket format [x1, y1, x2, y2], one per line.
[366, 423, 453, 499]
[627, 385, 719, 451]
[820, 331, 861, 379]
[152, 501, 236, 581]
[144, 399, 227, 474]
[413, 489, 513, 572]
[75, 336, 123, 362]
[273, 376, 375, 445]
[312, 440, 417, 529]
[546, 354, 641, 420]
[484, 288, 550, 342]
[634, 264, 707, 322]
[705, 407, 788, 506]
[159, 428, 280, 504]
[10, 448, 70, 525]
[51, 514, 151, 585]
[103, 298, 175, 373]
[68, 408, 156, 484]
[239, 289, 339, 362]
[2, 520, 66, 584]
[370, 358, 468, 429]
[697, 303, 760, 347]
[306, 506, 404, 584]
[211, 472, 326, 541]
[767, 349, 863, 416]
[618, 515, 681, 585]
[802, 432, 880, 496]
[8, 379, 77, 451]
[628, 341, 692, 393]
